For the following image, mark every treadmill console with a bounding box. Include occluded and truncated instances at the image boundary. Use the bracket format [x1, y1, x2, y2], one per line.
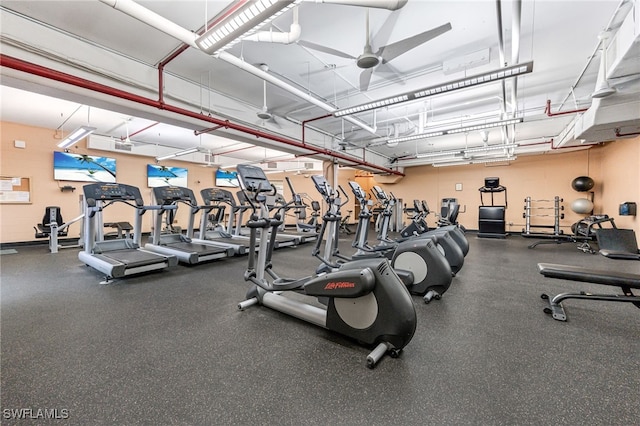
[201, 188, 234, 205]
[83, 183, 143, 207]
[153, 186, 196, 205]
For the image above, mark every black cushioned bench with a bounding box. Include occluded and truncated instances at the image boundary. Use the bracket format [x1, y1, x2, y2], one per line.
[538, 263, 640, 321]
[595, 228, 640, 260]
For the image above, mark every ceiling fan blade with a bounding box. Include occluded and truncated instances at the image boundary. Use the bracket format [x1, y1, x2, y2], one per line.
[371, 10, 401, 53]
[360, 68, 374, 92]
[378, 22, 452, 63]
[268, 116, 283, 129]
[374, 62, 405, 85]
[298, 40, 356, 60]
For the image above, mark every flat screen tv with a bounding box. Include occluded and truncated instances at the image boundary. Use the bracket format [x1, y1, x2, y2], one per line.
[53, 151, 116, 183]
[147, 164, 188, 188]
[215, 169, 239, 188]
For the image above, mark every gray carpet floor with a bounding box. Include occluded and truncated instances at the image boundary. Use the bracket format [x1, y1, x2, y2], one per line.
[1, 232, 639, 425]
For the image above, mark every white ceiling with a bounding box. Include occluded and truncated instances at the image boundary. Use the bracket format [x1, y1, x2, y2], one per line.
[1, 0, 639, 173]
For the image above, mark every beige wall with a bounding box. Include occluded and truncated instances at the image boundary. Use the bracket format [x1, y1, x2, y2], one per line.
[367, 137, 640, 236]
[1, 120, 638, 243]
[0, 121, 357, 243]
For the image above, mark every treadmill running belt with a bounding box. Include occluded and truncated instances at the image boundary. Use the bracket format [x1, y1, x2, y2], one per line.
[99, 249, 169, 267]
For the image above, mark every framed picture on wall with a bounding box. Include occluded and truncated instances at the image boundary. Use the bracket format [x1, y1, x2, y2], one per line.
[215, 169, 239, 187]
[53, 151, 116, 183]
[147, 164, 188, 187]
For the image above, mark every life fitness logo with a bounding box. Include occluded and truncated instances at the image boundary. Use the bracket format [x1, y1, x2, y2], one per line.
[324, 281, 356, 290]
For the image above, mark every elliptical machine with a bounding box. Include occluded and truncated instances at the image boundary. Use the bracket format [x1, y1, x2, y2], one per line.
[236, 165, 417, 368]
[398, 197, 469, 259]
[371, 186, 467, 273]
[312, 176, 452, 303]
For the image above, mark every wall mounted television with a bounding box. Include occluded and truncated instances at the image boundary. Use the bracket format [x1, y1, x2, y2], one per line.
[215, 169, 239, 188]
[147, 164, 188, 188]
[53, 151, 116, 183]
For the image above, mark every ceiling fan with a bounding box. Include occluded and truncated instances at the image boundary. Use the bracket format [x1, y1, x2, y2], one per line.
[298, 10, 451, 91]
[114, 118, 135, 148]
[256, 64, 282, 129]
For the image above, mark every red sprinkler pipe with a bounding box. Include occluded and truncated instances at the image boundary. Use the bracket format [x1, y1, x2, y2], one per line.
[194, 123, 226, 136]
[545, 99, 588, 117]
[0, 55, 404, 176]
[124, 121, 159, 140]
[301, 114, 332, 146]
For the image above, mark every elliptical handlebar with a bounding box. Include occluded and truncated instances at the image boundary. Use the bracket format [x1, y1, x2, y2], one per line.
[337, 185, 350, 208]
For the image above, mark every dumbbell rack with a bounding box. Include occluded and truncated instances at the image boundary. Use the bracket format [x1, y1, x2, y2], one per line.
[522, 196, 564, 237]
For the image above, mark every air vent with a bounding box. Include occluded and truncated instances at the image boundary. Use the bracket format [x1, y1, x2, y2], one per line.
[115, 142, 132, 151]
[377, 261, 389, 275]
[304, 162, 314, 170]
[267, 162, 278, 169]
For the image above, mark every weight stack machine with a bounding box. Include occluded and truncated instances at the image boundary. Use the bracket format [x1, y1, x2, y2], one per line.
[478, 177, 507, 238]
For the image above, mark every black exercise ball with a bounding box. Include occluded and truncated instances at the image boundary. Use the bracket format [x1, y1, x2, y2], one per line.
[571, 176, 595, 192]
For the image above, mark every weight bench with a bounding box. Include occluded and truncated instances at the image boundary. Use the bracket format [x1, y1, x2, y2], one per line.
[595, 228, 640, 260]
[538, 263, 640, 321]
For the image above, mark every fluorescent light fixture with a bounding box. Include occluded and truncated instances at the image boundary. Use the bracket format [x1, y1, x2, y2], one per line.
[388, 131, 445, 145]
[416, 150, 462, 159]
[464, 143, 518, 154]
[334, 61, 534, 117]
[446, 118, 523, 134]
[156, 147, 200, 162]
[393, 118, 523, 146]
[57, 126, 96, 148]
[196, 0, 300, 55]
[263, 166, 317, 174]
[431, 160, 471, 168]
[431, 155, 516, 167]
[470, 156, 516, 164]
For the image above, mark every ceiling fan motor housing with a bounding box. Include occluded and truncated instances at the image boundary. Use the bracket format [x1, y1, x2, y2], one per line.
[357, 53, 380, 69]
[257, 110, 272, 120]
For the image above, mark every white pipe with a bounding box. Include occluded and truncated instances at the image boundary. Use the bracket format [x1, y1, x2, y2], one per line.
[243, 7, 301, 44]
[219, 52, 377, 134]
[309, 0, 408, 10]
[99, 0, 377, 136]
[242, 23, 301, 43]
[510, 0, 521, 118]
[98, 0, 198, 48]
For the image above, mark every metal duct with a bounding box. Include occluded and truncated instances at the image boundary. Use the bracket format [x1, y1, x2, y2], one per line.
[98, 0, 377, 136]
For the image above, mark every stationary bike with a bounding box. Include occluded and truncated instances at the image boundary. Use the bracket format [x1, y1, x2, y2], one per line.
[236, 165, 417, 368]
[312, 175, 452, 303]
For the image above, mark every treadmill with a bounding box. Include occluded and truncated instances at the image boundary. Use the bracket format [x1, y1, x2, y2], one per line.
[234, 190, 300, 248]
[78, 182, 178, 283]
[197, 187, 248, 254]
[144, 186, 234, 264]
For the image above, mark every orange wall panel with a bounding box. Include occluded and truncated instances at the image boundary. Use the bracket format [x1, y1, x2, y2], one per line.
[1, 119, 638, 243]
